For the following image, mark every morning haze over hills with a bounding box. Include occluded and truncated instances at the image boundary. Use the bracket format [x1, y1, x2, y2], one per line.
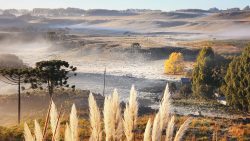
[1, 6, 250, 39]
[1, 6, 250, 16]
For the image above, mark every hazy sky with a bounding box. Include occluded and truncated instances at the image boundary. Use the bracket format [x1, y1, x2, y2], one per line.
[0, 0, 249, 11]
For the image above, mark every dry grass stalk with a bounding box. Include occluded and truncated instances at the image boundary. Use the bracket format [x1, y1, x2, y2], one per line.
[143, 119, 152, 141]
[34, 120, 43, 141]
[159, 84, 171, 130]
[123, 103, 133, 141]
[52, 105, 63, 141]
[103, 89, 123, 141]
[112, 89, 123, 140]
[103, 95, 113, 141]
[24, 122, 34, 141]
[123, 85, 138, 141]
[89, 93, 102, 141]
[50, 101, 60, 141]
[42, 98, 53, 140]
[151, 113, 161, 141]
[174, 117, 193, 141]
[23, 84, 192, 141]
[152, 84, 172, 141]
[70, 104, 78, 141]
[128, 85, 138, 125]
[165, 116, 175, 141]
[64, 123, 72, 141]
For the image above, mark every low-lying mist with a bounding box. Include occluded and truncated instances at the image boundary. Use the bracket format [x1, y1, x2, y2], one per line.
[0, 54, 26, 95]
[0, 54, 25, 68]
[215, 24, 250, 39]
[0, 33, 55, 66]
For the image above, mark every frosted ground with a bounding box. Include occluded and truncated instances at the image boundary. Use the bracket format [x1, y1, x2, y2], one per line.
[0, 9, 249, 120]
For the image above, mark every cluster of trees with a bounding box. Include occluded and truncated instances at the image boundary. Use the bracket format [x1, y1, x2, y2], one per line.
[222, 46, 250, 111]
[191, 46, 250, 112]
[192, 47, 225, 99]
[164, 52, 184, 74]
[0, 59, 77, 124]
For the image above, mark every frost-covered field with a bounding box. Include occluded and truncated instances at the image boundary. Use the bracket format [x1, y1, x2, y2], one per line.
[0, 34, 182, 99]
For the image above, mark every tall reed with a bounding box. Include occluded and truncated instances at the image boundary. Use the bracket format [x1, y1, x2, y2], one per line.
[50, 101, 60, 141]
[89, 93, 102, 141]
[173, 117, 193, 141]
[34, 120, 43, 141]
[159, 84, 171, 130]
[23, 83, 193, 141]
[42, 98, 52, 140]
[151, 113, 161, 141]
[70, 104, 78, 141]
[112, 89, 123, 140]
[123, 85, 138, 141]
[24, 122, 34, 141]
[103, 89, 123, 141]
[64, 123, 72, 141]
[165, 116, 175, 141]
[152, 84, 172, 141]
[103, 95, 113, 141]
[143, 119, 152, 141]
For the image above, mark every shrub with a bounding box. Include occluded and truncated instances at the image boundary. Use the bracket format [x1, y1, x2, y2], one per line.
[164, 52, 184, 74]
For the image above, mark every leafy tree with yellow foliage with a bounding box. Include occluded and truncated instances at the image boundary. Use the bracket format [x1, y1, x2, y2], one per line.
[164, 52, 184, 74]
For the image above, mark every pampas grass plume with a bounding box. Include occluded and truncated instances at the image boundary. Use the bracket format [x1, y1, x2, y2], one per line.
[50, 100, 60, 141]
[151, 113, 161, 141]
[165, 116, 175, 141]
[123, 85, 138, 141]
[70, 104, 78, 141]
[64, 123, 72, 141]
[103, 89, 123, 141]
[24, 122, 34, 141]
[159, 83, 171, 130]
[103, 95, 113, 141]
[89, 93, 102, 141]
[143, 119, 152, 141]
[112, 89, 123, 140]
[129, 85, 138, 123]
[34, 120, 43, 141]
[174, 117, 193, 141]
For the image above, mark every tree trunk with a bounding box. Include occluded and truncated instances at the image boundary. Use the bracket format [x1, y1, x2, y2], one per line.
[48, 81, 53, 98]
[18, 76, 21, 124]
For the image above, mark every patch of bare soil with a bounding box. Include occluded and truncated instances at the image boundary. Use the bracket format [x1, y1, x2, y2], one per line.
[0, 89, 104, 126]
